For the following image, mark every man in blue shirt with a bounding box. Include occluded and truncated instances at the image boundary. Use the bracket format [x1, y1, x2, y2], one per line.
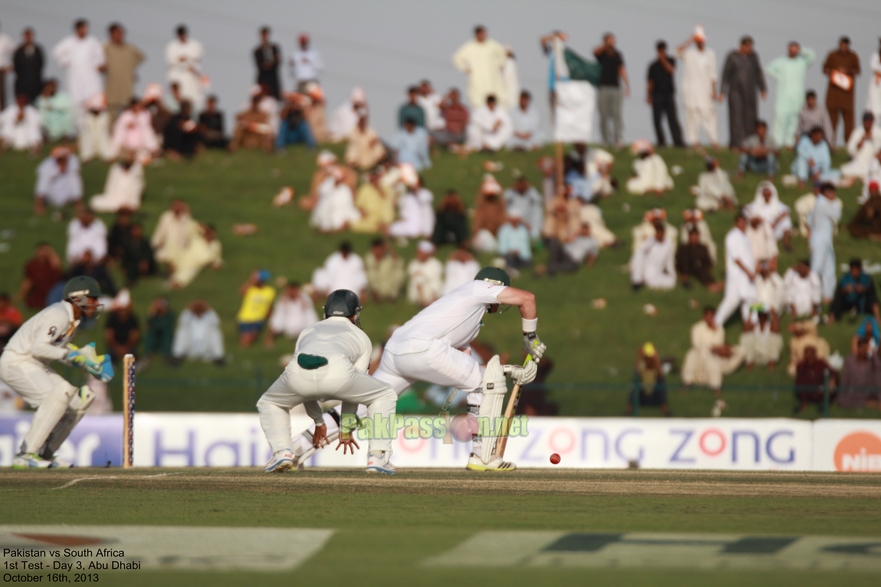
[391, 118, 430, 171]
[830, 259, 880, 322]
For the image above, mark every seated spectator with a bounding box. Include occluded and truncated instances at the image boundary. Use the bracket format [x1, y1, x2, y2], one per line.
[198, 95, 228, 149]
[0, 293, 24, 350]
[784, 260, 822, 318]
[508, 90, 541, 150]
[676, 229, 720, 291]
[107, 208, 135, 263]
[67, 208, 107, 264]
[169, 223, 223, 289]
[794, 90, 833, 147]
[498, 212, 533, 270]
[144, 297, 175, 363]
[143, 83, 173, 139]
[310, 166, 360, 233]
[841, 111, 881, 179]
[301, 82, 330, 143]
[121, 222, 156, 286]
[111, 98, 159, 162]
[166, 81, 183, 113]
[626, 139, 673, 195]
[302, 151, 358, 211]
[388, 184, 424, 241]
[848, 181, 881, 240]
[151, 199, 197, 266]
[265, 282, 318, 347]
[681, 307, 745, 395]
[538, 223, 598, 277]
[740, 306, 783, 368]
[830, 259, 880, 322]
[69, 250, 117, 299]
[276, 92, 315, 150]
[79, 92, 113, 162]
[838, 336, 881, 409]
[34, 147, 82, 216]
[229, 95, 273, 153]
[442, 247, 480, 294]
[246, 84, 281, 136]
[163, 100, 199, 160]
[680, 209, 716, 262]
[345, 115, 386, 170]
[311, 241, 367, 298]
[90, 151, 144, 213]
[391, 117, 431, 171]
[745, 180, 793, 248]
[746, 215, 778, 267]
[416, 177, 436, 239]
[862, 150, 881, 204]
[542, 185, 581, 244]
[398, 86, 425, 128]
[434, 88, 469, 149]
[329, 86, 367, 143]
[236, 270, 276, 348]
[787, 320, 830, 377]
[794, 345, 837, 413]
[104, 290, 140, 363]
[584, 145, 617, 199]
[407, 240, 443, 307]
[34, 80, 75, 141]
[755, 261, 785, 315]
[626, 343, 671, 416]
[794, 181, 821, 237]
[792, 126, 842, 187]
[431, 189, 469, 247]
[692, 157, 736, 211]
[631, 222, 676, 291]
[854, 316, 879, 354]
[631, 208, 678, 256]
[472, 174, 507, 252]
[579, 202, 619, 249]
[563, 154, 593, 203]
[504, 172, 543, 240]
[1, 94, 42, 153]
[17, 243, 63, 310]
[351, 168, 395, 234]
[364, 238, 405, 302]
[466, 94, 512, 152]
[417, 80, 444, 133]
[737, 120, 778, 179]
[171, 299, 225, 365]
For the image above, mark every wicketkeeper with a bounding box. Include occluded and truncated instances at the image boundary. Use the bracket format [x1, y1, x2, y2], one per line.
[0, 276, 114, 468]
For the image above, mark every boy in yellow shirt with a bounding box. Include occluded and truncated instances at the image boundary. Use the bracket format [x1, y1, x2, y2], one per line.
[237, 270, 277, 347]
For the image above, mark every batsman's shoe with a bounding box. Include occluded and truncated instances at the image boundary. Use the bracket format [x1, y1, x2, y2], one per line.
[47, 458, 73, 469]
[365, 451, 396, 475]
[264, 450, 294, 473]
[12, 453, 52, 469]
[466, 453, 517, 472]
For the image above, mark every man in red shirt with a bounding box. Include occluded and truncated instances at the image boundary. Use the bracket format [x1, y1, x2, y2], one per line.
[17, 242, 63, 309]
[434, 88, 470, 149]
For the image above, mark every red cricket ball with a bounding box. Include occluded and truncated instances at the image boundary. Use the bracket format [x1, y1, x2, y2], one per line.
[550, 453, 561, 465]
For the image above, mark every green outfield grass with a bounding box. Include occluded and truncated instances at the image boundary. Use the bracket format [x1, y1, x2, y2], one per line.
[0, 468, 879, 586]
[1, 143, 880, 418]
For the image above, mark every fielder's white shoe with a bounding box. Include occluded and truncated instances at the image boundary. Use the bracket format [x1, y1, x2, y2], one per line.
[466, 453, 517, 472]
[365, 451, 396, 475]
[12, 453, 52, 469]
[264, 450, 294, 473]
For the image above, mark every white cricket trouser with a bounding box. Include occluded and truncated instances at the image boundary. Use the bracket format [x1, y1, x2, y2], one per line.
[684, 105, 719, 145]
[257, 354, 397, 454]
[0, 353, 79, 455]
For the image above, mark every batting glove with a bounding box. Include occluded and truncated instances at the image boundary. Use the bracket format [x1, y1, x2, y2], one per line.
[523, 332, 546, 361]
[504, 360, 538, 385]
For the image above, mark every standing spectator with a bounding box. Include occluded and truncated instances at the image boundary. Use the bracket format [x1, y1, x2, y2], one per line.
[830, 259, 880, 322]
[406, 241, 443, 307]
[716, 212, 757, 326]
[466, 94, 512, 152]
[143, 297, 175, 363]
[0, 22, 14, 110]
[783, 259, 822, 318]
[111, 99, 159, 160]
[236, 270, 276, 348]
[265, 282, 319, 347]
[868, 38, 881, 121]
[165, 25, 205, 112]
[254, 27, 281, 99]
[398, 86, 425, 128]
[35, 78, 76, 141]
[677, 26, 718, 148]
[197, 94, 227, 149]
[841, 111, 881, 179]
[795, 90, 833, 146]
[497, 213, 532, 271]
[17, 243, 62, 310]
[765, 41, 815, 148]
[364, 239, 405, 302]
[289, 33, 322, 93]
[442, 247, 480, 294]
[737, 120, 779, 179]
[646, 40, 684, 147]
[682, 306, 745, 395]
[103, 23, 144, 122]
[0, 93, 42, 152]
[627, 343, 671, 416]
[823, 36, 861, 145]
[120, 222, 156, 286]
[593, 32, 629, 147]
[66, 208, 107, 264]
[794, 346, 837, 413]
[391, 118, 430, 171]
[508, 90, 541, 150]
[720, 36, 767, 149]
[808, 183, 843, 303]
[52, 19, 105, 125]
[0, 293, 24, 351]
[34, 147, 82, 216]
[104, 290, 140, 363]
[504, 173, 543, 241]
[434, 87, 469, 149]
[452, 25, 507, 109]
[838, 336, 881, 409]
[345, 115, 385, 171]
[171, 300, 225, 365]
[13, 28, 44, 104]
[431, 189, 469, 247]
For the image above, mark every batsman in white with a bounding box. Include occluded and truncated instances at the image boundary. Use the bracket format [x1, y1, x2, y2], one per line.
[257, 289, 399, 474]
[292, 267, 545, 472]
[0, 276, 114, 468]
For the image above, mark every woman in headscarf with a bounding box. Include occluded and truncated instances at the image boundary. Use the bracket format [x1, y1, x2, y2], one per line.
[745, 180, 793, 249]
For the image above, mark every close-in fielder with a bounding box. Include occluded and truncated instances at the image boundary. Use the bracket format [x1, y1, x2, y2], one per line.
[0, 276, 114, 468]
[257, 289, 399, 474]
[290, 267, 546, 471]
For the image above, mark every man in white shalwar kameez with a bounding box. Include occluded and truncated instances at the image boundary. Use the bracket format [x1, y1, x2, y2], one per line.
[34, 148, 82, 214]
[783, 260, 822, 318]
[808, 183, 842, 302]
[739, 308, 783, 368]
[443, 249, 481, 295]
[266, 283, 319, 345]
[716, 213, 757, 326]
[841, 111, 881, 179]
[682, 306, 745, 393]
[631, 223, 676, 290]
[677, 27, 719, 147]
[329, 87, 366, 143]
[755, 261, 785, 315]
[169, 224, 222, 289]
[151, 200, 197, 265]
[452, 26, 508, 109]
[0, 95, 42, 151]
[507, 90, 542, 150]
[407, 241, 444, 307]
[171, 300, 224, 363]
[165, 25, 205, 113]
[311, 242, 367, 298]
[310, 167, 360, 233]
[467, 95, 512, 152]
[631, 209, 678, 258]
[626, 139, 674, 195]
[78, 92, 112, 162]
[89, 155, 144, 213]
[745, 180, 793, 244]
[52, 19, 105, 126]
[691, 158, 736, 211]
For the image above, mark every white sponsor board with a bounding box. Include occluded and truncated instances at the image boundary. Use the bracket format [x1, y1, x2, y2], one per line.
[0, 526, 333, 570]
[812, 420, 881, 472]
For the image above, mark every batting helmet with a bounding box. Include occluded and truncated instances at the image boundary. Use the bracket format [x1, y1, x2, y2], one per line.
[475, 266, 511, 287]
[324, 290, 362, 327]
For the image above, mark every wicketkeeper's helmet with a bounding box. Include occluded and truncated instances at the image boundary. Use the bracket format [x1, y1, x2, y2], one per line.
[475, 266, 511, 287]
[63, 276, 102, 312]
[324, 289, 362, 327]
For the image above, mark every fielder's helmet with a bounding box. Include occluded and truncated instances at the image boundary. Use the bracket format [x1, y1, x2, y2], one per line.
[63, 275, 103, 314]
[324, 290, 362, 326]
[475, 266, 511, 287]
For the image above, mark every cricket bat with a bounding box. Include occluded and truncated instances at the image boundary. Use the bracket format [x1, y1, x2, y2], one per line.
[495, 355, 534, 459]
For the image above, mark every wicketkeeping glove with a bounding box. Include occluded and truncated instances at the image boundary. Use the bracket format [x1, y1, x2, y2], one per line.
[523, 332, 546, 361]
[505, 360, 538, 385]
[88, 355, 115, 383]
[66, 343, 100, 372]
